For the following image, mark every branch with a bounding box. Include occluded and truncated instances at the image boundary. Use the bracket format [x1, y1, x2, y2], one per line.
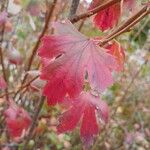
[0, 1, 9, 101]
[0, 76, 39, 98]
[70, 0, 121, 23]
[22, 96, 45, 150]
[99, 6, 150, 46]
[26, 0, 57, 72]
[0, 47, 8, 101]
[69, 0, 80, 18]
[13, 0, 57, 98]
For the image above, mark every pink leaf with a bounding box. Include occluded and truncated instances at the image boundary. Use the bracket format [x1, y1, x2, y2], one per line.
[0, 76, 7, 89]
[57, 92, 109, 146]
[4, 100, 31, 138]
[38, 20, 117, 105]
[0, 11, 8, 25]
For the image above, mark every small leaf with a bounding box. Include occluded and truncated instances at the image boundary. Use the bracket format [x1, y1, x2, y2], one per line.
[4, 100, 31, 138]
[57, 92, 109, 147]
[106, 40, 125, 72]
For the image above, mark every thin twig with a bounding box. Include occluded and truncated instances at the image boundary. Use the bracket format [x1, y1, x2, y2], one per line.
[0, 76, 39, 98]
[99, 6, 150, 46]
[22, 96, 45, 150]
[119, 60, 148, 103]
[0, 1, 9, 101]
[25, 0, 57, 72]
[70, 0, 121, 23]
[13, 0, 57, 98]
[0, 47, 9, 101]
[133, 17, 150, 40]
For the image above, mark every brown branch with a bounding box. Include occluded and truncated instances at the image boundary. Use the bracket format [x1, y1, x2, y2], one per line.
[0, 76, 39, 98]
[69, 0, 80, 18]
[13, 0, 57, 98]
[99, 6, 150, 46]
[70, 0, 121, 23]
[0, 47, 8, 101]
[0, 1, 9, 101]
[26, 0, 57, 72]
[22, 96, 45, 150]
[78, 18, 86, 31]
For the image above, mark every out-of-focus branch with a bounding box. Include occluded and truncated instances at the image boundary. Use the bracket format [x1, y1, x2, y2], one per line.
[119, 60, 148, 103]
[22, 96, 45, 150]
[0, 47, 8, 101]
[26, 0, 57, 72]
[13, 0, 57, 98]
[69, 0, 80, 18]
[0, 1, 9, 101]
[0, 76, 39, 98]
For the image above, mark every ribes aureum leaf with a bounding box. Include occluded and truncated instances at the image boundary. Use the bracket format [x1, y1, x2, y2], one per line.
[57, 92, 109, 146]
[38, 20, 117, 105]
[89, 0, 121, 31]
[4, 100, 31, 138]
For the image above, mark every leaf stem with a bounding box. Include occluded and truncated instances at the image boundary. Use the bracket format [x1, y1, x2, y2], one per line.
[22, 96, 45, 150]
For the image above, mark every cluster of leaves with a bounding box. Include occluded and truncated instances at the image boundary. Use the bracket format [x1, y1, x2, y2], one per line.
[0, 0, 150, 149]
[37, 0, 136, 147]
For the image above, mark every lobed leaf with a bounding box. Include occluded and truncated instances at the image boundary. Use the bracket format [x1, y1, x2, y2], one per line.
[38, 20, 117, 105]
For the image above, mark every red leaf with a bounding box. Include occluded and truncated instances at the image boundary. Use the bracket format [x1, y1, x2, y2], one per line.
[38, 20, 117, 105]
[89, 0, 121, 31]
[0, 76, 7, 89]
[106, 40, 125, 72]
[4, 100, 31, 138]
[80, 105, 99, 146]
[94, 3, 121, 31]
[57, 92, 109, 146]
